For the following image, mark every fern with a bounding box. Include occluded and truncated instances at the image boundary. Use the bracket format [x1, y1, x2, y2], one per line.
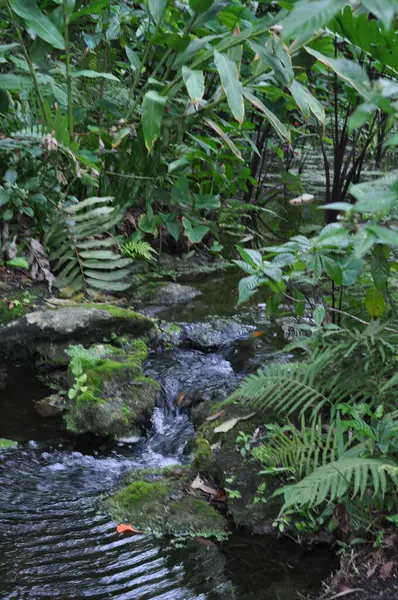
[281, 457, 398, 511]
[253, 417, 340, 479]
[45, 196, 132, 294]
[120, 240, 157, 261]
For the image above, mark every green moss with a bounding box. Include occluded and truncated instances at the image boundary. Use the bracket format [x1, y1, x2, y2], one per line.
[114, 480, 171, 509]
[105, 468, 228, 540]
[0, 301, 27, 325]
[0, 438, 18, 449]
[193, 438, 215, 474]
[83, 303, 152, 323]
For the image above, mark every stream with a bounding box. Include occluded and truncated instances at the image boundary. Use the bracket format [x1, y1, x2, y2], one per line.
[0, 274, 335, 599]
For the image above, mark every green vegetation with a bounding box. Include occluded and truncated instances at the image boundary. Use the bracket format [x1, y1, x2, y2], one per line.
[1, 0, 398, 561]
[0, 438, 17, 449]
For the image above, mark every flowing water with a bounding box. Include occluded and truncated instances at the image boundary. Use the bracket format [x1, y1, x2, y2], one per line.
[0, 277, 335, 600]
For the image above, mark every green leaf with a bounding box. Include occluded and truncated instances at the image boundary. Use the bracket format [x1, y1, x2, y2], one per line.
[70, 70, 119, 81]
[281, 0, 345, 41]
[0, 74, 34, 90]
[182, 66, 205, 105]
[341, 256, 363, 287]
[3, 208, 13, 221]
[7, 257, 29, 269]
[162, 215, 181, 241]
[148, 0, 165, 25]
[305, 47, 370, 97]
[141, 90, 167, 152]
[204, 117, 243, 160]
[362, 0, 395, 30]
[9, 0, 65, 50]
[69, 0, 109, 24]
[214, 50, 244, 123]
[189, 0, 213, 13]
[366, 224, 398, 247]
[243, 89, 290, 142]
[289, 80, 325, 125]
[237, 246, 262, 268]
[365, 287, 385, 317]
[322, 256, 343, 286]
[183, 217, 209, 243]
[371, 246, 390, 290]
[193, 194, 220, 209]
[313, 305, 326, 327]
[126, 47, 141, 71]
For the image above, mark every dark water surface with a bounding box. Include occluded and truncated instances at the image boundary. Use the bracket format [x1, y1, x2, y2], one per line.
[0, 278, 335, 599]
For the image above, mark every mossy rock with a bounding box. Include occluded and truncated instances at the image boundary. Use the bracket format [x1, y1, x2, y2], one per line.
[133, 282, 201, 306]
[0, 300, 28, 325]
[66, 341, 159, 438]
[193, 404, 282, 532]
[0, 305, 154, 363]
[105, 467, 227, 540]
[0, 438, 18, 449]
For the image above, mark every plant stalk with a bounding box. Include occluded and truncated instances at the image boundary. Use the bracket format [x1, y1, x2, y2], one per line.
[63, 0, 73, 138]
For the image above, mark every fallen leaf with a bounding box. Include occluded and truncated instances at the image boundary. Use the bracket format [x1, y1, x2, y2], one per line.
[206, 410, 225, 422]
[195, 537, 216, 547]
[29, 238, 55, 292]
[191, 474, 218, 496]
[380, 561, 395, 580]
[8, 302, 14, 310]
[213, 418, 239, 434]
[251, 330, 265, 338]
[175, 392, 185, 406]
[366, 563, 378, 578]
[214, 412, 256, 434]
[116, 524, 144, 535]
[289, 193, 315, 206]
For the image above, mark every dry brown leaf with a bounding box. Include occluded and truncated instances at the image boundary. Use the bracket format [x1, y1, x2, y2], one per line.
[380, 560, 395, 580]
[366, 563, 378, 578]
[175, 392, 185, 406]
[327, 589, 365, 600]
[190, 474, 218, 496]
[28, 238, 55, 292]
[289, 193, 315, 206]
[213, 412, 256, 434]
[205, 410, 225, 422]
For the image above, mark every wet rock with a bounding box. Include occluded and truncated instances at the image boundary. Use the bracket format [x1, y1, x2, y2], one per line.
[133, 282, 201, 306]
[105, 466, 227, 540]
[193, 405, 282, 532]
[35, 394, 65, 418]
[179, 318, 255, 351]
[0, 305, 153, 363]
[65, 341, 159, 438]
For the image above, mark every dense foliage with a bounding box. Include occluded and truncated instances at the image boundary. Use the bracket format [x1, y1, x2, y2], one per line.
[1, 0, 398, 544]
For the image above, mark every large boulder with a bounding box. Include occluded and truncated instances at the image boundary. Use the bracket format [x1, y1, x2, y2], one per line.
[0, 304, 153, 364]
[65, 341, 159, 438]
[105, 466, 227, 540]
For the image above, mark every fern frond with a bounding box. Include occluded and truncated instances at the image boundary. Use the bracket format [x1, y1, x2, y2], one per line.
[281, 457, 398, 511]
[253, 417, 338, 478]
[45, 196, 132, 294]
[120, 240, 157, 261]
[231, 362, 330, 417]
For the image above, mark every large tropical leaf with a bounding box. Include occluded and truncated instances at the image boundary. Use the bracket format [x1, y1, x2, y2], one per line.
[305, 47, 370, 97]
[9, 0, 65, 50]
[141, 90, 167, 152]
[281, 0, 346, 42]
[182, 66, 205, 105]
[214, 50, 245, 123]
[243, 89, 290, 142]
[289, 80, 325, 125]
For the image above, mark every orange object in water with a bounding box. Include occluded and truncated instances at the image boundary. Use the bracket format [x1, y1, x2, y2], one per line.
[251, 330, 265, 338]
[116, 524, 143, 535]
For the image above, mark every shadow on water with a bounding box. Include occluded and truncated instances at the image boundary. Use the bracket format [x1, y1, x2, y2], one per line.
[0, 273, 337, 600]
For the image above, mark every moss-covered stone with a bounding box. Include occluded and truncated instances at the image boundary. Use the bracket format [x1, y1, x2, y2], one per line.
[105, 467, 227, 540]
[66, 341, 159, 438]
[0, 300, 27, 325]
[0, 438, 18, 449]
[193, 405, 281, 532]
